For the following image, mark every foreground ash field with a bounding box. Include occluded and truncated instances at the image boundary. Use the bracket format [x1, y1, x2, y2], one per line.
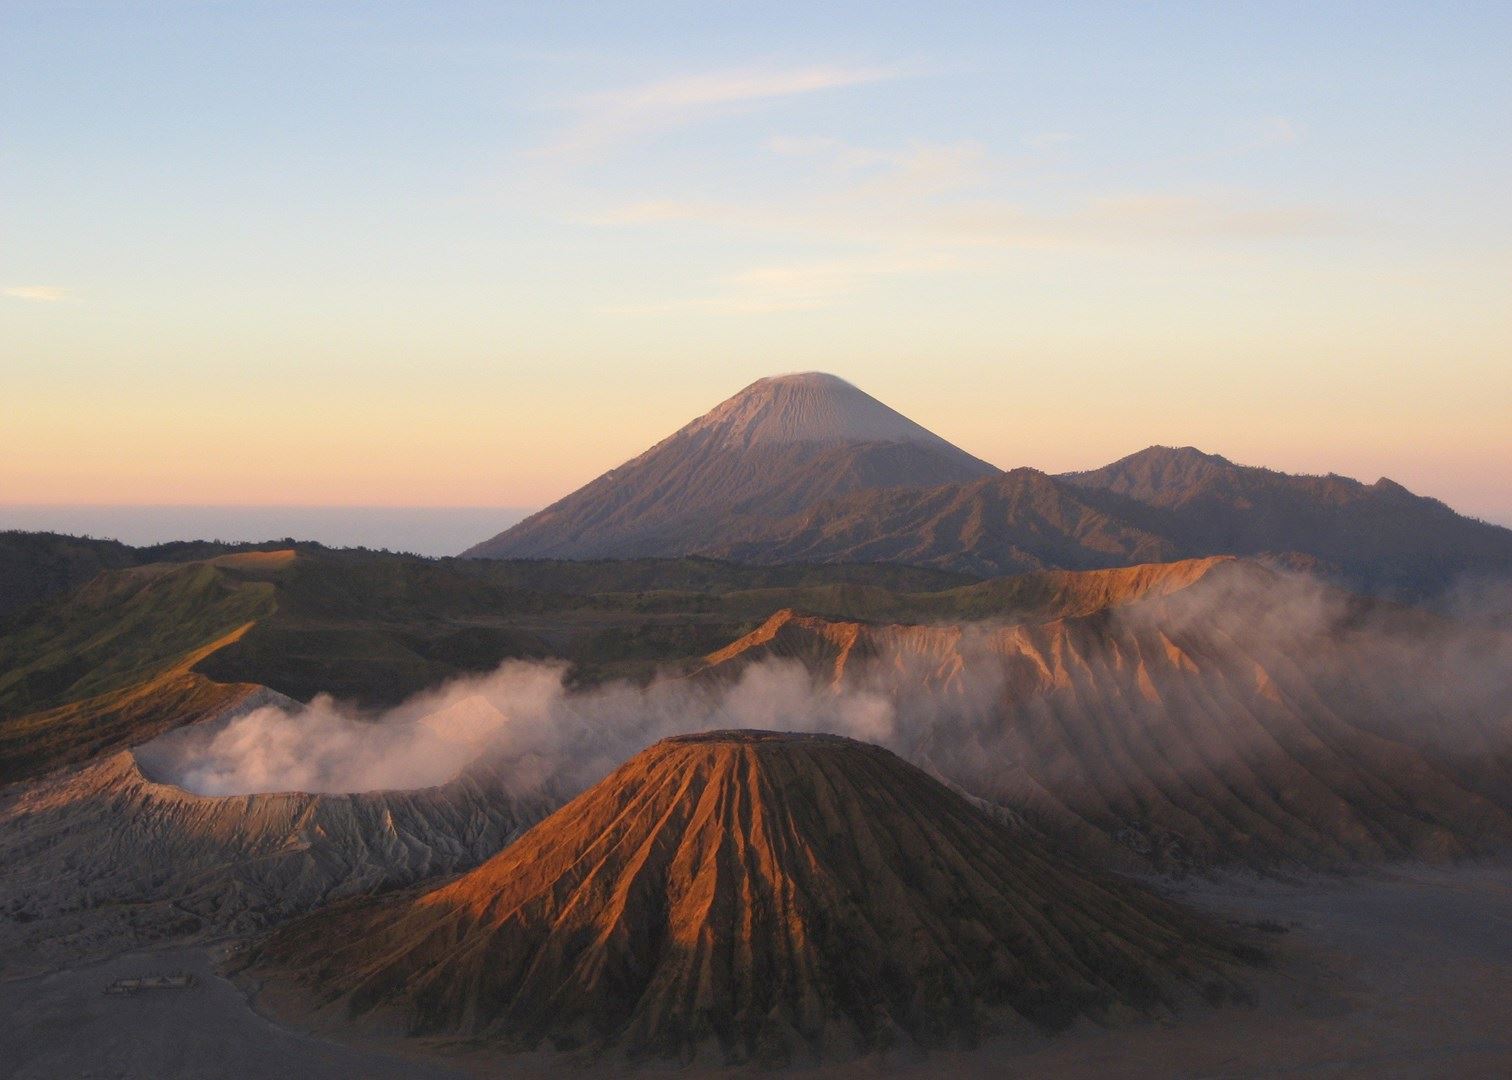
[4, 375, 1512, 1077]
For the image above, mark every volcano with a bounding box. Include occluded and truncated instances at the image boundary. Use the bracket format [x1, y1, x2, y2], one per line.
[462, 372, 998, 559]
[251, 731, 1243, 1066]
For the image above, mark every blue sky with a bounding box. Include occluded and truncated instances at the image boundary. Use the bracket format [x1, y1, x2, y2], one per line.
[3, 2, 1509, 521]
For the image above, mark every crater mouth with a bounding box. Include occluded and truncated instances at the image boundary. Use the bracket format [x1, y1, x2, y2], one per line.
[127, 698, 490, 798]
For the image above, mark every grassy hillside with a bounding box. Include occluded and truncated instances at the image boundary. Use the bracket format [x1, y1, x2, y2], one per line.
[0, 530, 311, 618]
[0, 555, 277, 717]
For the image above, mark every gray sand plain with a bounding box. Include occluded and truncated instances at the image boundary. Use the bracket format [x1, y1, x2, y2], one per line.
[0, 945, 466, 1080]
[4, 862, 1510, 1079]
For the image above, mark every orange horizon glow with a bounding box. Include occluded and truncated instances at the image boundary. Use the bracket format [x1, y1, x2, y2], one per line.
[4, 6, 1508, 526]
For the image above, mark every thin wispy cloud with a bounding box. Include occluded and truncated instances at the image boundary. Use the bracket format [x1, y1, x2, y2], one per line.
[591, 121, 1339, 243]
[1077, 193, 1333, 239]
[584, 113, 1343, 317]
[1161, 116, 1304, 168]
[766, 136, 988, 198]
[602, 253, 955, 316]
[582, 116, 1336, 316]
[590, 189, 1341, 250]
[3, 285, 70, 303]
[531, 63, 899, 159]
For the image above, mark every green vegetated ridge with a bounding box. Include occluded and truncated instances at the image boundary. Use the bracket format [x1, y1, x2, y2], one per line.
[0, 538, 996, 782]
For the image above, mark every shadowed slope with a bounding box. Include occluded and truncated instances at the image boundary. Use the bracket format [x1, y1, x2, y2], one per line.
[1058, 446, 1512, 595]
[686, 445, 1512, 597]
[716, 468, 1180, 577]
[0, 531, 140, 618]
[0, 532, 291, 619]
[252, 732, 1244, 1066]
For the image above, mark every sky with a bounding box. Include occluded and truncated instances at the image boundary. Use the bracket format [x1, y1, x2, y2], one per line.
[3, 1, 1510, 528]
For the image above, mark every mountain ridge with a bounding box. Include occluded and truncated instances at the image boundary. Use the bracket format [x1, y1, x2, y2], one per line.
[462, 377, 1512, 596]
[713, 446, 1512, 596]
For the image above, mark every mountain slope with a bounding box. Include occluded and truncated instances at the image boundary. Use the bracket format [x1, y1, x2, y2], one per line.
[1059, 446, 1512, 595]
[250, 732, 1245, 1065]
[0, 746, 553, 977]
[0, 531, 140, 619]
[695, 560, 1512, 870]
[710, 448, 1512, 596]
[716, 467, 1180, 576]
[461, 374, 1512, 592]
[463, 373, 998, 559]
[0, 531, 319, 618]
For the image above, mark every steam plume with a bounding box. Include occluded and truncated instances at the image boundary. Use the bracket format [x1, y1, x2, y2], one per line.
[146, 658, 895, 796]
[143, 566, 1512, 808]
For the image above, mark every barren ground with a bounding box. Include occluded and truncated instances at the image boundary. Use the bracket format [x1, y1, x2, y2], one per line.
[3, 862, 1509, 1079]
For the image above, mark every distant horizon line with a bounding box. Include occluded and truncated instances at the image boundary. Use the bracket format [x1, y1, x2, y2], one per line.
[0, 503, 539, 511]
[0, 505, 539, 558]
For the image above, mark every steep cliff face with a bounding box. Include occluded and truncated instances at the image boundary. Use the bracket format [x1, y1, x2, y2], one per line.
[696, 560, 1512, 870]
[251, 732, 1244, 1066]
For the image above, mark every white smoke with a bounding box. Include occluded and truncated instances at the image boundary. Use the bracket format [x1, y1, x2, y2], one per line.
[145, 658, 897, 797]
[141, 565, 1512, 806]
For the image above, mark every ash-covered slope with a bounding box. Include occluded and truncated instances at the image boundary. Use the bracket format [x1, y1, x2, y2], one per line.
[696, 560, 1512, 870]
[0, 744, 554, 976]
[463, 373, 998, 559]
[252, 732, 1244, 1066]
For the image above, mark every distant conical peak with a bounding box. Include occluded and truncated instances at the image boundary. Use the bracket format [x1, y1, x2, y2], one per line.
[686, 371, 962, 452]
[459, 369, 996, 559]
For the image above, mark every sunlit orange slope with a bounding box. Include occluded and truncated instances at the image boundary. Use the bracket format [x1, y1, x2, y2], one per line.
[252, 732, 1245, 1066]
